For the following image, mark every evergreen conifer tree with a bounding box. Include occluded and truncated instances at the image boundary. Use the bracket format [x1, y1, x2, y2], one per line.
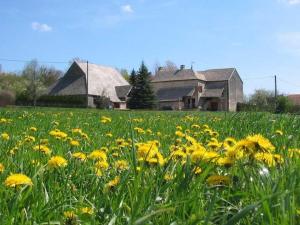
[129, 69, 136, 86]
[127, 62, 156, 109]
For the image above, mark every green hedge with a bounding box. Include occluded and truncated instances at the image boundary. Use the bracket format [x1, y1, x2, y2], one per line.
[16, 95, 86, 107]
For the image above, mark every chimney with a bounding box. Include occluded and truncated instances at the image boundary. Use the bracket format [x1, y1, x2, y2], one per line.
[180, 65, 185, 70]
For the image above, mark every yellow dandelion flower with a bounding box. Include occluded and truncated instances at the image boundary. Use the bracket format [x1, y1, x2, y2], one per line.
[273, 154, 284, 164]
[216, 157, 234, 167]
[49, 130, 68, 139]
[33, 145, 51, 155]
[132, 118, 143, 122]
[106, 132, 113, 138]
[193, 166, 202, 175]
[72, 152, 87, 161]
[175, 130, 185, 138]
[70, 140, 80, 147]
[106, 176, 120, 188]
[0, 163, 4, 173]
[48, 156, 68, 168]
[207, 141, 222, 151]
[176, 125, 183, 130]
[202, 124, 209, 129]
[134, 127, 145, 134]
[4, 173, 33, 187]
[100, 116, 112, 123]
[191, 124, 201, 129]
[191, 150, 219, 163]
[71, 128, 82, 133]
[0, 118, 8, 123]
[1, 132, 10, 141]
[171, 150, 187, 160]
[64, 210, 76, 219]
[226, 147, 244, 160]
[231, 139, 255, 156]
[207, 175, 230, 186]
[116, 138, 130, 147]
[210, 131, 219, 138]
[80, 207, 94, 215]
[112, 152, 119, 157]
[94, 168, 103, 177]
[88, 150, 107, 161]
[164, 173, 174, 181]
[24, 135, 35, 142]
[115, 160, 129, 171]
[223, 137, 237, 149]
[246, 134, 275, 153]
[254, 153, 276, 167]
[40, 139, 49, 145]
[95, 160, 109, 170]
[81, 133, 89, 139]
[30, 127, 37, 132]
[288, 148, 300, 158]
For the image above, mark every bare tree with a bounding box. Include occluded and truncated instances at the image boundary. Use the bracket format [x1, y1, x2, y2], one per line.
[153, 60, 178, 75]
[165, 60, 178, 71]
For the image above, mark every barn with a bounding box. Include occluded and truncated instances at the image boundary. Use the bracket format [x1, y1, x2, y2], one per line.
[48, 61, 130, 108]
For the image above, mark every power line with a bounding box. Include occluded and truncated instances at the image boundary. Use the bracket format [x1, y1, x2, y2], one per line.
[277, 77, 300, 88]
[242, 76, 273, 81]
[0, 58, 69, 64]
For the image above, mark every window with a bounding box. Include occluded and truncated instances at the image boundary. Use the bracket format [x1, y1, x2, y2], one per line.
[197, 86, 203, 93]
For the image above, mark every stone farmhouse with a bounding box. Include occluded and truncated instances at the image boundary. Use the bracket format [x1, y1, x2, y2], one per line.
[48, 61, 243, 111]
[152, 65, 243, 111]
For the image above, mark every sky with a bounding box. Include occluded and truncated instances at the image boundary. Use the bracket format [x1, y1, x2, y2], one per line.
[0, 0, 300, 95]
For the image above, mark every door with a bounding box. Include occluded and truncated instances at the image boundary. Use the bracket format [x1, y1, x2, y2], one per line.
[210, 102, 218, 111]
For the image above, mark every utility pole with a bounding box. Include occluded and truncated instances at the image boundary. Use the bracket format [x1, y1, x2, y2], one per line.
[33, 68, 36, 107]
[86, 60, 89, 108]
[274, 75, 277, 112]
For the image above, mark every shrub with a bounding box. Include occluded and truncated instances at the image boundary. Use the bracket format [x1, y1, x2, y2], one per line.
[94, 96, 111, 109]
[276, 96, 293, 113]
[0, 90, 16, 106]
[36, 95, 86, 107]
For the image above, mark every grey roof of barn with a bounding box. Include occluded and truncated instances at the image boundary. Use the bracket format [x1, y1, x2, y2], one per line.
[155, 86, 195, 101]
[152, 67, 236, 82]
[48, 61, 129, 102]
[115, 85, 132, 99]
[201, 88, 224, 98]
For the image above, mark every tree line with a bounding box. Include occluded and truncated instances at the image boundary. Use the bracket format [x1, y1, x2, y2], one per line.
[0, 60, 62, 106]
[239, 89, 299, 113]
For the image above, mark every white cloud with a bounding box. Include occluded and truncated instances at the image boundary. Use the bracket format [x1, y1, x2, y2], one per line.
[287, 0, 300, 5]
[278, 32, 300, 54]
[31, 22, 52, 32]
[121, 4, 134, 13]
[279, 0, 300, 5]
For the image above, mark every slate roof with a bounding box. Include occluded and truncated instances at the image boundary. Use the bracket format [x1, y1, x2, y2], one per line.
[202, 88, 224, 98]
[200, 68, 236, 81]
[156, 86, 195, 101]
[152, 69, 202, 82]
[115, 85, 131, 99]
[49, 61, 129, 102]
[152, 67, 236, 82]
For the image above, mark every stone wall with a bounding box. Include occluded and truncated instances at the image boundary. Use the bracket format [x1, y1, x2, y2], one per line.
[228, 70, 243, 111]
[158, 101, 184, 110]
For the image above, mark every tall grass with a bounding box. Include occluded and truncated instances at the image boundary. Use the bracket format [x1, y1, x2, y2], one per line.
[0, 107, 299, 224]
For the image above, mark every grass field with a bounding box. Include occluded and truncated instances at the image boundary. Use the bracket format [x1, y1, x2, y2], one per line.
[0, 108, 299, 224]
